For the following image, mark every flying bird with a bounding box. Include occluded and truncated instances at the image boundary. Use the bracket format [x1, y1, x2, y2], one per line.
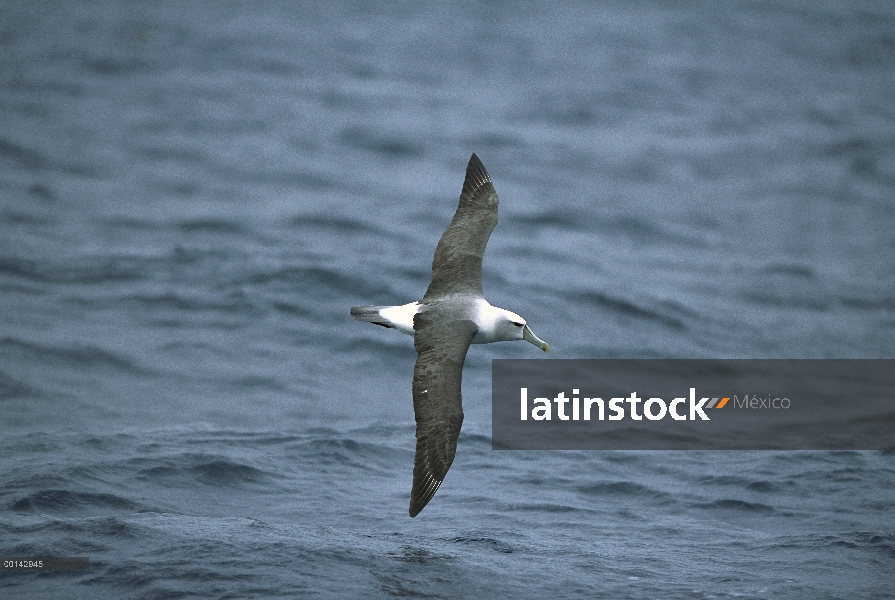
[351, 153, 549, 517]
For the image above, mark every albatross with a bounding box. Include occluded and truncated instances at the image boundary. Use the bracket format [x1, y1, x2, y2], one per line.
[350, 153, 549, 518]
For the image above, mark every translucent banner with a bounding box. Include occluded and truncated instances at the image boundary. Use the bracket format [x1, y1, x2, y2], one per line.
[492, 360, 895, 450]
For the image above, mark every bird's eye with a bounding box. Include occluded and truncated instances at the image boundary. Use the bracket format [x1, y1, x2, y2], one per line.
[512, 321, 523, 327]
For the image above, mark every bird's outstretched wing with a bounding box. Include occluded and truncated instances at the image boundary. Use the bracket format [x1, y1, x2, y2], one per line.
[422, 153, 498, 301]
[409, 307, 478, 517]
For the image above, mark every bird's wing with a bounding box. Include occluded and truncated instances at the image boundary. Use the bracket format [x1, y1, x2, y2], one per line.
[422, 153, 499, 301]
[409, 307, 478, 517]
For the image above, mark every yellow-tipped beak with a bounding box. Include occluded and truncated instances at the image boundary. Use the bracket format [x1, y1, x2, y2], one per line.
[522, 325, 549, 353]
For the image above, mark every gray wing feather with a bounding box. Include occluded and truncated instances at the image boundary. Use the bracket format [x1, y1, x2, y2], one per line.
[409, 308, 478, 517]
[422, 153, 499, 301]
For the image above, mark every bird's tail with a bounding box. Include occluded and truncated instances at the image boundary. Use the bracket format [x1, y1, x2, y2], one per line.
[350, 305, 391, 327]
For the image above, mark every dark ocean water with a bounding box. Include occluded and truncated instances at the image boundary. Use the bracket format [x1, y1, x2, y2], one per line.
[2, 1, 894, 598]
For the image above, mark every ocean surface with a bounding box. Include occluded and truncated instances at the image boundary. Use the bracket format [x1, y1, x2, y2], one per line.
[2, 1, 894, 597]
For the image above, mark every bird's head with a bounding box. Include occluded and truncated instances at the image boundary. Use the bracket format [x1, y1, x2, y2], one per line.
[498, 310, 549, 352]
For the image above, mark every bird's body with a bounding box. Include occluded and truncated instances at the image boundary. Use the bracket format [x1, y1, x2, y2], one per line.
[351, 298, 540, 345]
[350, 154, 548, 517]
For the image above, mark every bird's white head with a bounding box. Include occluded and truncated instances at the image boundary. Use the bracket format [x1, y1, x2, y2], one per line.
[494, 308, 549, 352]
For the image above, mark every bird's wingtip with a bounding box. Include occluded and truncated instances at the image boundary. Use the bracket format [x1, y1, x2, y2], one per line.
[467, 152, 485, 171]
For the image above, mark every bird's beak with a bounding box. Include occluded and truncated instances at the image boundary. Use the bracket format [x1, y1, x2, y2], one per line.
[522, 325, 549, 352]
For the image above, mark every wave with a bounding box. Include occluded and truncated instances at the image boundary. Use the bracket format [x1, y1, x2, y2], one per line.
[338, 126, 423, 158]
[573, 290, 690, 331]
[0, 336, 150, 376]
[694, 498, 774, 513]
[0, 136, 48, 170]
[694, 474, 795, 494]
[449, 536, 514, 555]
[11, 490, 140, 515]
[0, 256, 144, 286]
[0, 371, 43, 400]
[132, 455, 273, 490]
[577, 480, 676, 506]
